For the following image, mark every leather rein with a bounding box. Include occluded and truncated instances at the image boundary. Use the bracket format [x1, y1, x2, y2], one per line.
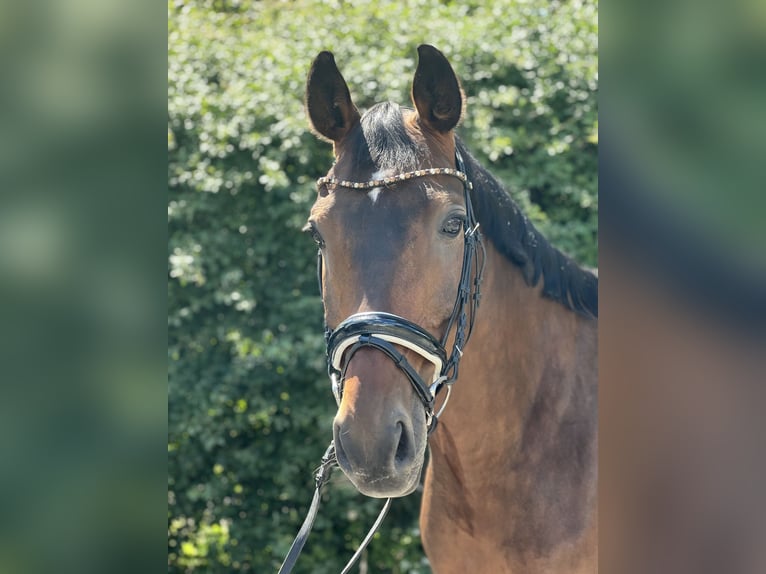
[277, 150, 485, 574]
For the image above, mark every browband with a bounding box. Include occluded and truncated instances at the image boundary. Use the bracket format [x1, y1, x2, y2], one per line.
[318, 167, 469, 190]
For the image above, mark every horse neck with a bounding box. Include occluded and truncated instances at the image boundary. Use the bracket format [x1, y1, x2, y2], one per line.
[430, 239, 598, 496]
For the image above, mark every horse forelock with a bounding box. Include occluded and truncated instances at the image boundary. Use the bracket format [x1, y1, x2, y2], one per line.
[341, 102, 426, 175]
[339, 103, 456, 176]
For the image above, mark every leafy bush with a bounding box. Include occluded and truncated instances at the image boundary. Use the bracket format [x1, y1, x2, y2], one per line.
[168, 1, 596, 572]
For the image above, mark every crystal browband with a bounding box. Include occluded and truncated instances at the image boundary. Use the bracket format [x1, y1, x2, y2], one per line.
[317, 167, 470, 190]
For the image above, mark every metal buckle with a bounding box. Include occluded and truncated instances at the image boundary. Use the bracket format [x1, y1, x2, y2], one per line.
[429, 376, 454, 420]
[331, 373, 342, 406]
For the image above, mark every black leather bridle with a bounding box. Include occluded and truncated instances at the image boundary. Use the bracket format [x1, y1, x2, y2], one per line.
[323, 149, 485, 431]
[277, 149, 485, 574]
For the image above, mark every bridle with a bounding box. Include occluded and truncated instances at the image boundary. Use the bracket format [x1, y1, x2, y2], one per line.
[277, 149, 485, 574]
[322, 150, 485, 431]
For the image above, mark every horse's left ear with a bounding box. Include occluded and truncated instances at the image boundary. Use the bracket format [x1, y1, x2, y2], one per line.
[411, 45, 464, 133]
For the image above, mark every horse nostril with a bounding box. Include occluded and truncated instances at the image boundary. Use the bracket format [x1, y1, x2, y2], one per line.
[394, 421, 411, 464]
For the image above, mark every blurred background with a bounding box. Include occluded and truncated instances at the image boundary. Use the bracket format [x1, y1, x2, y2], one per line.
[600, 0, 766, 572]
[0, 1, 164, 573]
[167, 1, 596, 572]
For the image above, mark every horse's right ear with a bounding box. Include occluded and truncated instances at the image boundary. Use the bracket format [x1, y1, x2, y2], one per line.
[305, 51, 360, 144]
[411, 45, 464, 133]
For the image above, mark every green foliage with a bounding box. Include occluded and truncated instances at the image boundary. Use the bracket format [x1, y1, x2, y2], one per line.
[168, 0, 597, 572]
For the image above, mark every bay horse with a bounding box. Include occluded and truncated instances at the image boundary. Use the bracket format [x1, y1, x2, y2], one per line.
[304, 45, 597, 573]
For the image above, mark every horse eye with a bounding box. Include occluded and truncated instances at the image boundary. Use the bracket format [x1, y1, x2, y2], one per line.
[441, 216, 464, 237]
[302, 222, 325, 248]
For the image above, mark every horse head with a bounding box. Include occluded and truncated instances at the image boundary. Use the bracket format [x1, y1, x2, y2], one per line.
[304, 45, 478, 498]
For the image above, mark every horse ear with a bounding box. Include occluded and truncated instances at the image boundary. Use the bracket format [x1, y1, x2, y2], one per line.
[306, 51, 360, 143]
[411, 45, 464, 133]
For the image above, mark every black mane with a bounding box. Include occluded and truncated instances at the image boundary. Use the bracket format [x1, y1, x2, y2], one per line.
[457, 139, 598, 318]
[346, 103, 598, 319]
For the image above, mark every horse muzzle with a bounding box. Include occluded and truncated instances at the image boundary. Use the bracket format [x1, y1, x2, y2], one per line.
[332, 398, 426, 497]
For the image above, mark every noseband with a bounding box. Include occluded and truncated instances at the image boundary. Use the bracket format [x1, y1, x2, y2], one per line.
[318, 150, 485, 431]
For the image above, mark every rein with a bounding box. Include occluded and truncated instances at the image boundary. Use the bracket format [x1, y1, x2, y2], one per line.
[277, 150, 485, 574]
